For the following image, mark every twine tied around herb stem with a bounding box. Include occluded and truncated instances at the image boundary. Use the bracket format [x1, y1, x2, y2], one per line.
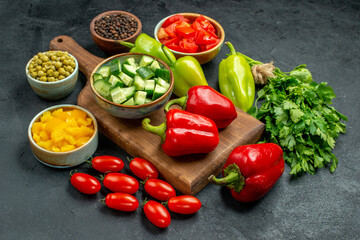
[251, 61, 275, 85]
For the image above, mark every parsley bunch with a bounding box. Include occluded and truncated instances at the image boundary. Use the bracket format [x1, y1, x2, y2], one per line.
[241, 54, 347, 175]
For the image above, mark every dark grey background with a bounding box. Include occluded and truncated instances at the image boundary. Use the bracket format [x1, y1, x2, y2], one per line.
[1, 0, 359, 239]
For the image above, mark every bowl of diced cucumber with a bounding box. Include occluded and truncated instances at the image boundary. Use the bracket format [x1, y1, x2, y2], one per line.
[90, 53, 174, 119]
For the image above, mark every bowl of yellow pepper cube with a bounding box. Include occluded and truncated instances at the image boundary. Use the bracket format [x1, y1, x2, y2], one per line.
[28, 104, 98, 168]
[26, 51, 79, 100]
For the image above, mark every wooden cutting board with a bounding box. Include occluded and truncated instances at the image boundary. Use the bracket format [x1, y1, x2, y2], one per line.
[49, 35, 265, 195]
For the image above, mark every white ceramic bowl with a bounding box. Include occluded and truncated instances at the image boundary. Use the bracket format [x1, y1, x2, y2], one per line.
[28, 104, 98, 168]
[26, 53, 79, 100]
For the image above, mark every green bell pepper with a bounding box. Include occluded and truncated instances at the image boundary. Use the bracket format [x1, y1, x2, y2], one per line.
[161, 45, 208, 97]
[121, 34, 208, 97]
[120, 33, 176, 67]
[218, 42, 255, 112]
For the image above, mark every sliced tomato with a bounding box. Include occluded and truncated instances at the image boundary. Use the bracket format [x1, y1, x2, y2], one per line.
[195, 28, 219, 45]
[165, 20, 191, 38]
[179, 39, 198, 53]
[164, 37, 183, 52]
[157, 27, 169, 40]
[162, 14, 189, 28]
[205, 38, 220, 50]
[175, 26, 196, 38]
[193, 15, 215, 33]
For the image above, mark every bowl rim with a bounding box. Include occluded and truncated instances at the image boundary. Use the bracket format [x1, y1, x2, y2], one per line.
[154, 12, 225, 56]
[26, 52, 79, 85]
[90, 10, 142, 43]
[28, 104, 98, 155]
[89, 52, 174, 109]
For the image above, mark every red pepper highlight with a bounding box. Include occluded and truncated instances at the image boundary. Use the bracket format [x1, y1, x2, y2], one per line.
[209, 143, 285, 202]
[164, 86, 237, 129]
[142, 109, 219, 156]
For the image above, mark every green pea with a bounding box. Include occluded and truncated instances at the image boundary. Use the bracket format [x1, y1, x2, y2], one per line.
[64, 71, 70, 77]
[47, 69, 54, 76]
[36, 59, 42, 65]
[40, 76, 47, 82]
[36, 66, 42, 71]
[59, 75, 65, 80]
[65, 66, 73, 73]
[48, 77, 55, 82]
[38, 71, 45, 77]
[30, 72, 38, 78]
[53, 71, 60, 78]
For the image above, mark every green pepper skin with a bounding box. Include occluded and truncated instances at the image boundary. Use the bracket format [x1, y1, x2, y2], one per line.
[219, 42, 255, 112]
[121, 33, 176, 67]
[170, 56, 208, 97]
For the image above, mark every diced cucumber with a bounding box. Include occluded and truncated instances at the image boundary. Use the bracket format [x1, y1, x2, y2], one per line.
[155, 68, 171, 81]
[93, 80, 112, 99]
[122, 64, 137, 78]
[123, 97, 135, 106]
[93, 73, 103, 82]
[121, 86, 136, 99]
[156, 77, 170, 90]
[150, 60, 161, 72]
[152, 85, 167, 100]
[134, 91, 147, 105]
[98, 66, 111, 78]
[139, 55, 154, 67]
[144, 80, 155, 97]
[110, 59, 122, 75]
[108, 75, 125, 88]
[145, 98, 152, 103]
[110, 87, 127, 104]
[137, 67, 155, 80]
[118, 72, 133, 86]
[124, 57, 136, 67]
[133, 75, 145, 91]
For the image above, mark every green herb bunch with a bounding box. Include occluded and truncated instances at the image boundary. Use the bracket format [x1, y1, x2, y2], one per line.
[240, 53, 347, 175]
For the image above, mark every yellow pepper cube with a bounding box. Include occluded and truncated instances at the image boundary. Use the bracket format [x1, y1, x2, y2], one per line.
[51, 129, 67, 143]
[77, 118, 89, 127]
[71, 109, 87, 120]
[61, 144, 76, 152]
[39, 130, 50, 141]
[40, 111, 52, 122]
[65, 135, 76, 145]
[44, 118, 66, 132]
[85, 118, 93, 126]
[38, 140, 53, 151]
[51, 108, 63, 117]
[75, 137, 90, 148]
[51, 146, 61, 152]
[32, 133, 41, 143]
[78, 126, 94, 138]
[57, 111, 72, 121]
[31, 122, 42, 135]
[66, 117, 79, 127]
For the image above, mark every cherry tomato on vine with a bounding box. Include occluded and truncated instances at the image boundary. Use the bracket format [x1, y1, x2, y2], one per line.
[103, 173, 139, 194]
[144, 179, 176, 201]
[70, 172, 101, 194]
[144, 200, 171, 228]
[167, 195, 202, 214]
[129, 157, 158, 180]
[91, 155, 124, 173]
[105, 193, 139, 212]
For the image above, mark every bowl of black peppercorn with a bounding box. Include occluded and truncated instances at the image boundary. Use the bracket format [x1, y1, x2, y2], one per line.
[90, 11, 142, 55]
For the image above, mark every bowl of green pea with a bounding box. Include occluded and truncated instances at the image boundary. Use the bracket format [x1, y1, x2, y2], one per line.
[26, 51, 79, 100]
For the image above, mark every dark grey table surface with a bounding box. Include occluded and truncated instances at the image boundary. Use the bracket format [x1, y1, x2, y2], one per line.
[1, 0, 359, 239]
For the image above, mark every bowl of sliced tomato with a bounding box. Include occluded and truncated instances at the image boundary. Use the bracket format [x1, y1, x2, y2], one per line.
[154, 13, 225, 64]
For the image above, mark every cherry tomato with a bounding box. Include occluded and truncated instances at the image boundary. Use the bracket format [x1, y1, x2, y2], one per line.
[103, 173, 139, 194]
[144, 179, 176, 201]
[129, 157, 158, 180]
[105, 193, 139, 212]
[144, 200, 171, 228]
[70, 173, 101, 194]
[91, 155, 124, 173]
[168, 195, 202, 214]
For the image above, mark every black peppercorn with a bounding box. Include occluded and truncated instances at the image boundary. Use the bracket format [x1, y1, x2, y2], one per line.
[94, 13, 138, 40]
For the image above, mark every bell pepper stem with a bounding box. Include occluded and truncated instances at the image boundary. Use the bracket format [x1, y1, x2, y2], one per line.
[142, 118, 167, 140]
[225, 42, 237, 55]
[208, 163, 245, 192]
[209, 171, 239, 186]
[118, 41, 135, 49]
[161, 44, 176, 66]
[164, 96, 187, 112]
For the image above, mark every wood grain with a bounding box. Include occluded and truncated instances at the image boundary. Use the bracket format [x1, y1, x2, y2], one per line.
[49, 35, 265, 195]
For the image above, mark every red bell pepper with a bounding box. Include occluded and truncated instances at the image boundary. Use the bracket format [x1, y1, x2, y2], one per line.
[162, 15, 189, 28]
[142, 109, 219, 156]
[164, 86, 237, 129]
[209, 143, 285, 202]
